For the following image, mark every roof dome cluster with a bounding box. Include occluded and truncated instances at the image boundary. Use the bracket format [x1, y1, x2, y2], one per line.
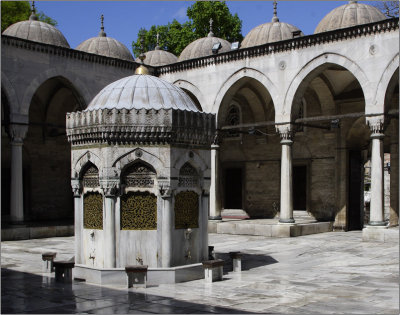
[241, 1, 303, 48]
[178, 19, 231, 61]
[135, 34, 178, 66]
[75, 15, 133, 61]
[2, 4, 69, 48]
[315, 1, 387, 33]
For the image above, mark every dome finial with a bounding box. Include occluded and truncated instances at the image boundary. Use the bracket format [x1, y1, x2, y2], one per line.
[208, 18, 214, 37]
[29, 1, 38, 21]
[135, 32, 149, 75]
[98, 14, 107, 37]
[272, 1, 279, 23]
[155, 32, 161, 50]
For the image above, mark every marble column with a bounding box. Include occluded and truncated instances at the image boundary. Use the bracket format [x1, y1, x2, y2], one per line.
[201, 189, 210, 260]
[9, 124, 28, 223]
[278, 126, 295, 224]
[368, 119, 386, 226]
[161, 188, 173, 268]
[71, 179, 82, 265]
[209, 139, 222, 220]
[102, 180, 118, 268]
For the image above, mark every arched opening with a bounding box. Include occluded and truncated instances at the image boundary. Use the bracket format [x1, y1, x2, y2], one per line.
[1, 88, 11, 220]
[24, 76, 85, 222]
[217, 77, 277, 219]
[383, 68, 399, 226]
[182, 88, 202, 111]
[290, 63, 367, 229]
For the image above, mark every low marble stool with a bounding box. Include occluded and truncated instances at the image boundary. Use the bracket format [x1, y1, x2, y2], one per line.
[229, 251, 242, 272]
[53, 261, 75, 283]
[42, 252, 57, 273]
[202, 259, 224, 283]
[125, 265, 148, 288]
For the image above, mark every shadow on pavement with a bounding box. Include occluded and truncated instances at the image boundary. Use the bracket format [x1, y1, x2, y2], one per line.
[215, 252, 278, 274]
[1, 268, 258, 314]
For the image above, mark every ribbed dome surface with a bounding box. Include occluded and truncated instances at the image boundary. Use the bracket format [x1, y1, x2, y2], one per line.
[86, 75, 200, 112]
[241, 21, 303, 48]
[135, 48, 178, 66]
[315, 1, 386, 34]
[76, 36, 133, 61]
[2, 19, 70, 47]
[178, 36, 231, 61]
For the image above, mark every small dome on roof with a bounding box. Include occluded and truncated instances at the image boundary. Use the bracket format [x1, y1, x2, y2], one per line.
[241, 1, 303, 48]
[178, 19, 231, 61]
[76, 15, 133, 61]
[2, 6, 69, 48]
[315, 1, 387, 34]
[135, 34, 178, 66]
[86, 74, 200, 112]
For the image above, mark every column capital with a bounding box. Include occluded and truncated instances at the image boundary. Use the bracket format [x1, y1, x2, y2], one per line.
[100, 179, 120, 197]
[9, 123, 28, 144]
[276, 124, 294, 144]
[367, 116, 384, 138]
[71, 179, 82, 197]
[158, 178, 177, 199]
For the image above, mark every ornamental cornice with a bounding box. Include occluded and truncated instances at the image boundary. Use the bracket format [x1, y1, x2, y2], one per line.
[1, 35, 156, 72]
[66, 108, 216, 147]
[157, 18, 399, 75]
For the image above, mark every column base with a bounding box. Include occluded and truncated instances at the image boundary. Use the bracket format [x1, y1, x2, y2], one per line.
[368, 221, 387, 226]
[209, 216, 222, 221]
[362, 225, 389, 242]
[279, 218, 295, 224]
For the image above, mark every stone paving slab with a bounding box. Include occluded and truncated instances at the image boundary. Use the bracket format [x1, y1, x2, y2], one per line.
[1, 230, 399, 314]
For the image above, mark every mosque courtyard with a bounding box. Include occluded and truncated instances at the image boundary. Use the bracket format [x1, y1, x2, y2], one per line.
[1, 230, 398, 314]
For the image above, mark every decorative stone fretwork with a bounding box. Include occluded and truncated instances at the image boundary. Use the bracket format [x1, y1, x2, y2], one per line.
[367, 116, 385, 138]
[175, 191, 199, 229]
[71, 179, 82, 197]
[100, 179, 119, 197]
[179, 162, 199, 187]
[82, 164, 100, 188]
[277, 125, 294, 144]
[66, 108, 216, 147]
[83, 192, 103, 229]
[122, 163, 156, 188]
[120, 191, 157, 230]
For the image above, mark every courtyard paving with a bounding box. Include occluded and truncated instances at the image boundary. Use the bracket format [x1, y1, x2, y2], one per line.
[1, 230, 399, 314]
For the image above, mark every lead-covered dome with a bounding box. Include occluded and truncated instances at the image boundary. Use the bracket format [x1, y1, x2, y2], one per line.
[241, 2, 303, 48]
[2, 10, 69, 48]
[76, 15, 133, 61]
[315, 1, 387, 34]
[178, 20, 231, 61]
[135, 46, 178, 66]
[86, 74, 199, 112]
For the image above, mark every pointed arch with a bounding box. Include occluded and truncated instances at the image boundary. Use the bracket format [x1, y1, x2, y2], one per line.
[374, 54, 399, 115]
[282, 53, 370, 123]
[112, 148, 164, 177]
[174, 80, 204, 111]
[73, 151, 101, 178]
[173, 150, 208, 176]
[21, 67, 91, 115]
[212, 67, 278, 119]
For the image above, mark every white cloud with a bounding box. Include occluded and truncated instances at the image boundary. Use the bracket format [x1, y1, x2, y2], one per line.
[173, 7, 187, 20]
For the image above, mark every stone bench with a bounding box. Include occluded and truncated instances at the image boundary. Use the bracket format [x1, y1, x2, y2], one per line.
[53, 261, 75, 283]
[229, 251, 242, 272]
[125, 265, 148, 288]
[202, 259, 224, 283]
[42, 252, 57, 273]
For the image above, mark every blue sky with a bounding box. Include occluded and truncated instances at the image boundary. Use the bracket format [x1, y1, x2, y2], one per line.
[36, 1, 377, 54]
